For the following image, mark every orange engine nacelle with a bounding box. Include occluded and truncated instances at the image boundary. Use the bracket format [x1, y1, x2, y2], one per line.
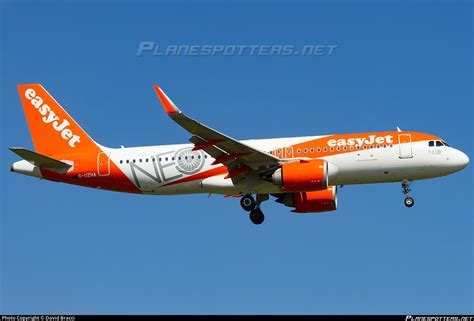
[276, 186, 338, 213]
[271, 159, 328, 191]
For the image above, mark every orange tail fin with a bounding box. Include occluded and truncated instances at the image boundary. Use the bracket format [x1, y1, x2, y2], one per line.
[17, 84, 98, 156]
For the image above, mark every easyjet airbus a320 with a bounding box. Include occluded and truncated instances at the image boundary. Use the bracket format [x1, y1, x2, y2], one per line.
[10, 84, 469, 224]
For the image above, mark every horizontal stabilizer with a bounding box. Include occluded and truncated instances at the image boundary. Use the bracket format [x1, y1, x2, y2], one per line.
[9, 147, 72, 169]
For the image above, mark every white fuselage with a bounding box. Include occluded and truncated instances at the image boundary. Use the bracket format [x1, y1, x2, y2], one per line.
[102, 134, 468, 195]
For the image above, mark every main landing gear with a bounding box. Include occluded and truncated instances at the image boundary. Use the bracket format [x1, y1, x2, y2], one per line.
[240, 195, 256, 212]
[249, 208, 265, 225]
[240, 194, 269, 225]
[401, 179, 414, 208]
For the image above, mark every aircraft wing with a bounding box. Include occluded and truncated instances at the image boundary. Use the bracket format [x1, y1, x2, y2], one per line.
[153, 86, 280, 180]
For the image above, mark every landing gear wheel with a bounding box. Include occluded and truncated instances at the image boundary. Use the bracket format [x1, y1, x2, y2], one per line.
[404, 197, 414, 208]
[249, 208, 265, 225]
[240, 195, 256, 212]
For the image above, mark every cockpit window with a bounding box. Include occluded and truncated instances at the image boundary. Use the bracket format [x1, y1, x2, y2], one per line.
[442, 141, 450, 147]
[428, 141, 434, 147]
[436, 141, 443, 147]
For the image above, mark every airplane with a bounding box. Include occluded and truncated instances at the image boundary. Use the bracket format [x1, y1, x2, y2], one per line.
[10, 84, 469, 225]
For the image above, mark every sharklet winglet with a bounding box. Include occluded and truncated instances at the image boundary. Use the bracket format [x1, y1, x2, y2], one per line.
[153, 85, 182, 114]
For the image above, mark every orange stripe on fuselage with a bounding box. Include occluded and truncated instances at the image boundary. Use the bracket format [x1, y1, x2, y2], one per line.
[272, 131, 439, 158]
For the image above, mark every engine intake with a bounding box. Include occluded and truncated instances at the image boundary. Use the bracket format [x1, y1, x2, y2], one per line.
[272, 159, 328, 192]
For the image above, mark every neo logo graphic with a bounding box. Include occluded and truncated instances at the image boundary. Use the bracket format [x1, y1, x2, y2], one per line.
[128, 147, 206, 190]
[24, 88, 81, 148]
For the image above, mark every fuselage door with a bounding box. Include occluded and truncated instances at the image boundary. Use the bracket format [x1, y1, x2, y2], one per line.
[98, 152, 111, 176]
[398, 134, 413, 159]
[273, 147, 293, 159]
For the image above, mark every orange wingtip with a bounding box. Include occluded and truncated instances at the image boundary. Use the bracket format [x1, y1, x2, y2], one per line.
[153, 85, 180, 114]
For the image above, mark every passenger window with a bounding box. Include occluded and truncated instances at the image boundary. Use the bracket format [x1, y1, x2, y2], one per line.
[436, 141, 443, 147]
[317, 148, 321, 152]
[304, 148, 308, 153]
[310, 148, 314, 153]
[323, 147, 327, 152]
[120, 160, 123, 164]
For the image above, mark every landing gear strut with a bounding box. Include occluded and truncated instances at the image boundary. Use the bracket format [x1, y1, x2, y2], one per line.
[240, 194, 269, 224]
[401, 180, 414, 208]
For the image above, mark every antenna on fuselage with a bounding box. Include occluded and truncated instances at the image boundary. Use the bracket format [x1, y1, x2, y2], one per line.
[397, 126, 402, 132]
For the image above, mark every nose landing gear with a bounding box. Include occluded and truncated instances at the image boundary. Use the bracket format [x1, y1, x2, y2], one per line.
[240, 194, 269, 224]
[404, 196, 414, 207]
[401, 180, 414, 207]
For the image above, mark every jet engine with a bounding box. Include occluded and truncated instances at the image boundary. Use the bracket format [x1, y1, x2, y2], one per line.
[275, 186, 338, 213]
[271, 159, 338, 192]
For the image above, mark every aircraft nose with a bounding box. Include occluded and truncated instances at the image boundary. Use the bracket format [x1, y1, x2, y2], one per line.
[454, 149, 469, 170]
